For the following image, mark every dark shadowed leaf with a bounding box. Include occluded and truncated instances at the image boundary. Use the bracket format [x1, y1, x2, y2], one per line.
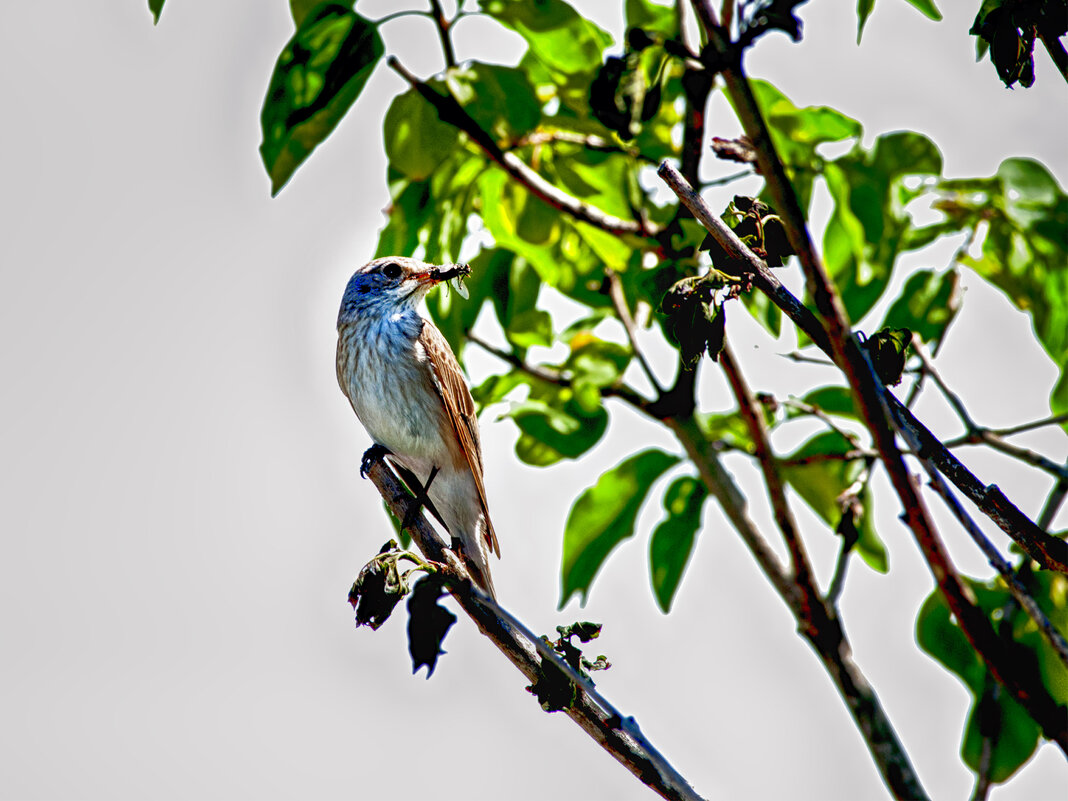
[561, 449, 680, 606]
[148, 0, 165, 24]
[259, 4, 383, 194]
[407, 574, 456, 678]
[649, 476, 706, 612]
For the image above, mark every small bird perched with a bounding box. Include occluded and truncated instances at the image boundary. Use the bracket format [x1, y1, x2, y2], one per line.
[336, 256, 500, 598]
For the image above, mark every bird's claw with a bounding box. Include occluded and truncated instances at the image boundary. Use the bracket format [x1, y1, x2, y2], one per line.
[360, 444, 391, 478]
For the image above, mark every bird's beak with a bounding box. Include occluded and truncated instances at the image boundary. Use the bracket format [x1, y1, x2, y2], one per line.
[412, 263, 471, 285]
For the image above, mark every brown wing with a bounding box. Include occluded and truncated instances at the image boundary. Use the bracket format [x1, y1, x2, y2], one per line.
[419, 322, 500, 557]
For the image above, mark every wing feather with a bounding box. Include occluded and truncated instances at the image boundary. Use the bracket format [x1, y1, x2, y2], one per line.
[419, 323, 500, 557]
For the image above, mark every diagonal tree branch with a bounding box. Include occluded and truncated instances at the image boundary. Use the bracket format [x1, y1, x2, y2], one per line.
[657, 160, 1068, 574]
[362, 457, 706, 801]
[660, 158, 1068, 751]
[471, 321, 931, 801]
[388, 57, 658, 238]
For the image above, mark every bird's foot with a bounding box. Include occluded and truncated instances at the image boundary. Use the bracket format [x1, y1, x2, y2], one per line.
[360, 444, 391, 478]
[401, 466, 440, 529]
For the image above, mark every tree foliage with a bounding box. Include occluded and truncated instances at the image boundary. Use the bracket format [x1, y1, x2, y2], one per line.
[150, 0, 1068, 796]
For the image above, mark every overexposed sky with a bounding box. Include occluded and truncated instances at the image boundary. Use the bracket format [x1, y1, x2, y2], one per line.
[1, 2, 1066, 800]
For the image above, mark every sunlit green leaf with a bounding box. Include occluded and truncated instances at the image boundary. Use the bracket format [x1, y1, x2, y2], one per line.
[626, 0, 678, 38]
[747, 80, 863, 210]
[260, 4, 383, 194]
[649, 476, 706, 612]
[821, 132, 943, 324]
[480, 0, 613, 76]
[782, 431, 886, 572]
[384, 87, 460, 181]
[290, 0, 324, 26]
[446, 63, 541, 141]
[904, 0, 942, 20]
[934, 158, 1067, 423]
[509, 384, 609, 466]
[561, 448, 680, 605]
[881, 268, 960, 346]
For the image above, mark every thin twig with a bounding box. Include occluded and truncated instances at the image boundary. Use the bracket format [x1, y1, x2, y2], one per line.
[427, 0, 457, 69]
[605, 269, 664, 395]
[388, 58, 658, 238]
[721, 344, 817, 604]
[363, 458, 706, 801]
[1039, 30, 1068, 85]
[924, 464, 1068, 667]
[466, 333, 654, 413]
[1038, 470, 1068, 532]
[911, 335, 978, 432]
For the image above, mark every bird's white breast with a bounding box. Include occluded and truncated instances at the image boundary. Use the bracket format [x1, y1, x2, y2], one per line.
[338, 314, 450, 468]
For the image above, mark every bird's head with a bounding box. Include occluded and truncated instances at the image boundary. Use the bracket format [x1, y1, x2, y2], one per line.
[338, 257, 470, 326]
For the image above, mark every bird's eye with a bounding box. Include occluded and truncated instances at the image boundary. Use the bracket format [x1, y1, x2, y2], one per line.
[382, 262, 402, 279]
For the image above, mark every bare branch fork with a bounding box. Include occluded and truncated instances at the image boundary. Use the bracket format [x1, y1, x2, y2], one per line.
[361, 457, 706, 801]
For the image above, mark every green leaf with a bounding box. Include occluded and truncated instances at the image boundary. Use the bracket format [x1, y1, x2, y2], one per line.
[148, 0, 165, 24]
[856, 0, 875, 42]
[781, 431, 887, 572]
[881, 268, 960, 346]
[649, 476, 706, 613]
[822, 132, 943, 324]
[507, 309, 554, 349]
[746, 80, 863, 211]
[938, 158, 1068, 418]
[961, 687, 1040, 784]
[259, 4, 383, 195]
[508, 383, 609, 466]
[446, 63, 541, 141]
[290, 0, 324, 26]
[626, 0, 678, 38]
[478, 169, 562, 283]
[916, 588, 984, 693]
[903, 0, 942, 21]
[480, 0, 613, 76]
[561, 448, 680, 606]
[383, 87, 460, 181]
[795, 386, 859, 419]
[916, 574, 1066, 784]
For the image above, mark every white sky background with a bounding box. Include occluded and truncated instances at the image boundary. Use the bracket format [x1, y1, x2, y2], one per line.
[1, 1, 1066, 799]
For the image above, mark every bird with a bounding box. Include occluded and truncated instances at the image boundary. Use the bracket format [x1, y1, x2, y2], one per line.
[336, 256, 500, 598]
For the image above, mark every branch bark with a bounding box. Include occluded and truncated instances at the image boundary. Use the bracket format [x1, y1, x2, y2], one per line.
[362, 457, 706, 801]
[657, 159, 1068, 574]
[659, 158, 1068, 752]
